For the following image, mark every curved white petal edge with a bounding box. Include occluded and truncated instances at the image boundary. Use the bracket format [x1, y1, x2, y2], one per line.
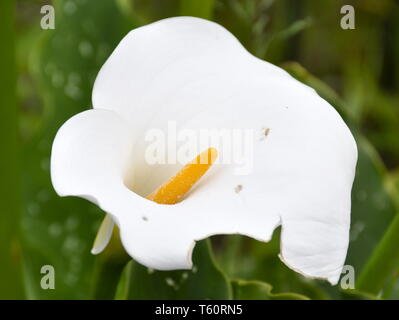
[91, 214, 115, 255]
[51, 17, 358, 285]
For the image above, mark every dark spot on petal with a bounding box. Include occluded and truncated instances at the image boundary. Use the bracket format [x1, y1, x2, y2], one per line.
[260, 127, 270, 141]
[142, 216, 148, 221]
[235, 185, 243, 193]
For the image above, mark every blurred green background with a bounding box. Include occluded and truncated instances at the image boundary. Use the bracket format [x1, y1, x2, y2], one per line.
[1, 0, 399, 300]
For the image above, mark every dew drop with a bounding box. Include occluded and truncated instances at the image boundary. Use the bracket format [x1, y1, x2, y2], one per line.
[356, 190, 367, 202]
[65, 216, 80, 231]
[38, 189, 50, 202]
[49, 223, 62, 237]
[64, 1, 77, 15]
[165, 277, 179, 290]
[181, 272, 189, 281]
[165, 277, 174, 286]
[147, 268, 154, 275]
[78, 40, 93, 58]
[350, 221, 365, 242]
[82, 20, 95, 34]
[51, 71, 64, 88]
[45, 63, 55, 76]
[40, 157, 50, 171]
[64, 272, 78, 286]
[68, 72, 81, 85]
[373, 193, 386, 210]
[62, 235, 81, 253]
[27, 202, 40, 216]
[96, 43, 110, 63]
[70, 256, 82, 272]
[64, 83, 82, 100]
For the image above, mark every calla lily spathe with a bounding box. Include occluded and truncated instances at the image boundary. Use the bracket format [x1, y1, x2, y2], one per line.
[51, 17, 357, 284]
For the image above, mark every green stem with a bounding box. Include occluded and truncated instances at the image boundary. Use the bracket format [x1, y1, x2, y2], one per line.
[91, 257, 127, 300]
[0, 0, 24, 299]
[91, 228, 129, 299]
[357, 213, 399, 295]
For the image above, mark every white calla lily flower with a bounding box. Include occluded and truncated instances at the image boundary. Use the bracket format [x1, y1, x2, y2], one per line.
[51, 17, 357, 285]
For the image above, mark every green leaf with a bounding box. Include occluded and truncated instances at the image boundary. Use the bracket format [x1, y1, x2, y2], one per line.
[214, 1, 310, 60]
[282, 62, 354, 123]
[0, 0, 24, 299]
[117, 0, 179, 25]
[339, 289, 379, 300]
[356, 213, 399, 295]
[114, 261, 133, 300]
[180, 0, 215, 20]
[382, 172, 399, 299]
[231, 280, 308, 300]
[122, 240, 232, 299]
[346, 137, 398, 272]
[388, 170, 399, 208]
[91, 257, 128, 300]
[90, 230, 130, 299]
[381, 273, 399, 299]
[214, 233, 329, 299]
[22, 0, 130, 299]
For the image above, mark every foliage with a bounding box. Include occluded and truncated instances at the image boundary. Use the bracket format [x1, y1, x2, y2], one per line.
[7, 0, 399, 299]
[0, 0, 24, 299]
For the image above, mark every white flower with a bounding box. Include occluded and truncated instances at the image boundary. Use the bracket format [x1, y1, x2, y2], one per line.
[51, 17, 357, 284]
